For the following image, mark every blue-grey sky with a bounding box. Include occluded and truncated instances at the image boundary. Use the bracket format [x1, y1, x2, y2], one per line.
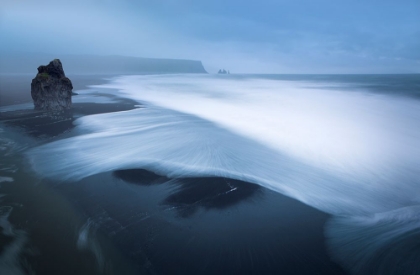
[1, 0, 419, 73]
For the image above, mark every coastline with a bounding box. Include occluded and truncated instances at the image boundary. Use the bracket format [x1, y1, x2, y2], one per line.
[0, 75, 346, 274]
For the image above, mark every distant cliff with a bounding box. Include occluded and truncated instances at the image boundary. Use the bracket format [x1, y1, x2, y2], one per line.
[0, 54, 207, 74]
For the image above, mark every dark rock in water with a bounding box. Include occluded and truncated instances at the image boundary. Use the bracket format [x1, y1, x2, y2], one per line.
[31, 59, 73, 110]
[218, 69, 229, 74]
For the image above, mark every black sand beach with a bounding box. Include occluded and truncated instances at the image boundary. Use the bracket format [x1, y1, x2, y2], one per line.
[0, 74, 347, 274]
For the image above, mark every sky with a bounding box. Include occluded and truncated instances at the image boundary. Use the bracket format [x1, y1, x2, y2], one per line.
[1, 0, 419, 73]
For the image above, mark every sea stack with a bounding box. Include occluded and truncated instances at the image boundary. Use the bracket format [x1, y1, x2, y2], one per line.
[31, 59, 73, 110]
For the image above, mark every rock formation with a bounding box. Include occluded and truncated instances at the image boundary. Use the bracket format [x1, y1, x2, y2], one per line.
[218, 69, 230, 74]
[31, 59, 73, 110]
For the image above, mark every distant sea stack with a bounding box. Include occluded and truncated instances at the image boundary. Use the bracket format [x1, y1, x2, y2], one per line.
[31, 59, 73, 110]
[218, 69, 230, 74]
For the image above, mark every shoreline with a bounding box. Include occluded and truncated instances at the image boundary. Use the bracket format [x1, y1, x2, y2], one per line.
[0, 77, 347, 274]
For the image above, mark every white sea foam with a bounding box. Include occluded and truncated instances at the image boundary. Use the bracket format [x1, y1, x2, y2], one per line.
[94, 75, 420, 176]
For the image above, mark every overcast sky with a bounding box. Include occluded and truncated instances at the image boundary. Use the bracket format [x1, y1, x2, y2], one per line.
[1, 0, 419, 73]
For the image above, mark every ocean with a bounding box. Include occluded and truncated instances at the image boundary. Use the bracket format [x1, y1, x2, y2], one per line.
[1, 74, 419, 274]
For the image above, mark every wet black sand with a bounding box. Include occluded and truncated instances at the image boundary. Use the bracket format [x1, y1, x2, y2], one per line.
[0, 76, 348, 274]
[0, 98, 139, 139]
[58, 169, 347, 275]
